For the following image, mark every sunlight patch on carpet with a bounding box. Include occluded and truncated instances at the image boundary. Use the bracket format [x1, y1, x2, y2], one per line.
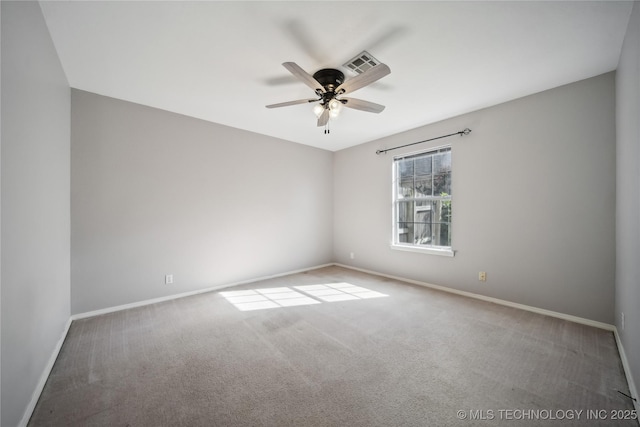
[220, 283, 388, 311]
[295, 283, 388, 302]
[220, 287, 320, 311]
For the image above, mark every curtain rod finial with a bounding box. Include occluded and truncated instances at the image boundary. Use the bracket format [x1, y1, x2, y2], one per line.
[462, 128, 471, 135]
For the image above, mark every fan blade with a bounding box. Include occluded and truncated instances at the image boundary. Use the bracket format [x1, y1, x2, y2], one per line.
[317, 108, 329, 127]
[266, 98, 319, 109]
[282, 62, 325, 93]
[340, 97, 385, 113]
[335, 63, 391, 95]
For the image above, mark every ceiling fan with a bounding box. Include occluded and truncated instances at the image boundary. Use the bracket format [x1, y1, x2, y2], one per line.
[266, 62, 391, 132]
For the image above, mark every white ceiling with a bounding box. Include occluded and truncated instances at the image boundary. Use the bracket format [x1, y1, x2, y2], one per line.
[40, 1, 633, 152]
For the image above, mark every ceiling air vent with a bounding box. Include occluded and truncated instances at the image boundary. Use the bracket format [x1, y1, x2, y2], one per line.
[343, 51, 380, 74]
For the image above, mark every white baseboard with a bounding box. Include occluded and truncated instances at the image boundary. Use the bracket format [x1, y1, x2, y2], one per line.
[18, 316, 73, 427]
[71, 263, 334, 320]
[614, 328, 640, 415]
[333, 263, 615, 331]
[67, 262, 616, 331]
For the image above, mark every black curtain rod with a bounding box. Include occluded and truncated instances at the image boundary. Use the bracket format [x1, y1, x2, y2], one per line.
[375, 128, 471, 155]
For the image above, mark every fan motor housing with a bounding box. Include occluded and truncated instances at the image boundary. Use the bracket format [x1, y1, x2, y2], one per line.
[313, 69, 344, 92]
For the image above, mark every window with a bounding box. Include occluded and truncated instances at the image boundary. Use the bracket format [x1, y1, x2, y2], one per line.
[392, 146, 453, 256]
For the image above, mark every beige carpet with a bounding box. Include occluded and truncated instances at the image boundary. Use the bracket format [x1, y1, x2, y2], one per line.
[29, 266, 636, 426]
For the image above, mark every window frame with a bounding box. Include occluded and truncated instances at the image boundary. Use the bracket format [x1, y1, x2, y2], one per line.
[390, 145, 455, 257]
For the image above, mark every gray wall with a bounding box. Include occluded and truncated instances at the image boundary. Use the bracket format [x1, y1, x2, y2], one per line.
[616, 0, 640, 404]
[334, 72, 616, 324]
[71, 90, 333, 314]
[1, 2, 71, 426]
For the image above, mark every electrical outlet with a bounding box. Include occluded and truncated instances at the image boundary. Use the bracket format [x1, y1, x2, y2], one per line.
[478, 271, 487, 282]
[622, 312, 625, 330]
[165, 274, 173, 285]
[350, 252, 355, 260]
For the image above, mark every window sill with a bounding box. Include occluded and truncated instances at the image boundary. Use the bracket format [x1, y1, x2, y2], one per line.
[390, 244, 455, 257]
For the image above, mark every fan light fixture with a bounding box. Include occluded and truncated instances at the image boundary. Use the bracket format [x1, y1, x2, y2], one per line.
[328, 99, 342, 118]
[313, 103, 324, 118]
[314, 99, 342, 119]
[266, 61, 391, 134]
